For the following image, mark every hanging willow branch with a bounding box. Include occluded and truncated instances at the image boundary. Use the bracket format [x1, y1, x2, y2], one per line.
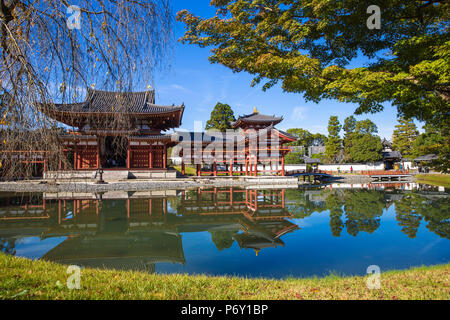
[0, 0, 173, 179]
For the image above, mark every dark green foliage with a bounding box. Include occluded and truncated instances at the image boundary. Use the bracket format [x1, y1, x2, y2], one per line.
[325, 116, 341, 163]
[285, 152, 303, 164]
[205, 102, 236, 132]
[392, 117, 419, 158]
[178, 0, 450, 171]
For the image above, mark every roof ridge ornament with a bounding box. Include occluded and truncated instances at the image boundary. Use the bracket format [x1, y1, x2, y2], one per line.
[253, 106, 259, 114]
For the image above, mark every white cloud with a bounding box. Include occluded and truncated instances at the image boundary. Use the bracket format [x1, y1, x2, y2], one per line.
[292, 106, 307, 121]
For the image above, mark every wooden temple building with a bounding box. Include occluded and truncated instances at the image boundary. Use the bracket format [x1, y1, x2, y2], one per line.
[174, 107, 297, 176]
[41, 89, 185, 171]
[31, 90, 296, 177]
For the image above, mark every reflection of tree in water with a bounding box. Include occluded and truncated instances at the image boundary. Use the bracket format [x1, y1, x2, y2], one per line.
[284, 189, 327, 219]
[342, 190, 385, 236]
[395, 195, 423, 238]
[209, 231, 235, 251]
[286, 189, 386, 237]
[322, 190, 385, 237]
[395, 194, 449, 239]
[325, 194, 344, 237]
[0, 238, 16, 255]
[424, 198, 450, 239]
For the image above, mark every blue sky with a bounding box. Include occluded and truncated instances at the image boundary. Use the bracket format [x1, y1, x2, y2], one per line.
[153, 1, 422, 139]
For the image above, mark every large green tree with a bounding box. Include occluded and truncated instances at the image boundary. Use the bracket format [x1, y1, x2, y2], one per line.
[342, 118, 383, 162]
[178, 0, 450, 171]
[412, 123, 448, 171]
[392, 117, 420, 158]
[286, 128, 327, 149]
[284, 128, 327, 163]
[325, 116, 342, 163]
[205, 102, 236, 132]
[349, 119, 383, 162]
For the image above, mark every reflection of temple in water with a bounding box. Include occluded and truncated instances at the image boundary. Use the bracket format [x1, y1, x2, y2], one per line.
[0, 188, 298, 271]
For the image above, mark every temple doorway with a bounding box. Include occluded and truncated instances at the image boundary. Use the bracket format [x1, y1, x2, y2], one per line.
[102, 136, 128, 169]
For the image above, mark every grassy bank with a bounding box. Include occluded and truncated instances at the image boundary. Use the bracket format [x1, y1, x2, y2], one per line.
[0, 254, 448, 300]
[415, 174, 450, 188]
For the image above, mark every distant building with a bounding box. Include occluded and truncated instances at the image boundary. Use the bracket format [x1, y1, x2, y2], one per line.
[308, 145, 325, 157]
[381, 138, 402, 170]
[176, 108, 297, 176]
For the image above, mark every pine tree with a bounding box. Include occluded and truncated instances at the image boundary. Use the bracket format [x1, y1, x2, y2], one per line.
[343, 116, 356, 162]
[392, 117, 419, 158]
[205, 102, 236, 132]
[325, 116, 342, 163]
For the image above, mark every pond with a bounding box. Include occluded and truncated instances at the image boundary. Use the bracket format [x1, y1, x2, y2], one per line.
[0, 183, 449, 279]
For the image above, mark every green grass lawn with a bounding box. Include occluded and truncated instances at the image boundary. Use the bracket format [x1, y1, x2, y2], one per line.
[173, 165, 197, 176]
[415, 174, 450, 188]
[0, 254, 448, 300]
[173, 166, 246, 177]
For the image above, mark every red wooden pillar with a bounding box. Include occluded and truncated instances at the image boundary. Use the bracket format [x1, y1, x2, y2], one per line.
[127, 141, 131, 169]
[197, 164, 201, 177]
[74, 144, 78, 170]
[59, 147, 62, 171]
[229, 159, 233, 176]
[149, 148, 153, 169]
[213, 161, 217, 176]
[163, 144, 167, 169]
[181, 161, 185, 175]
[96, 140, 100, 169]
[281, 156, 285, 176]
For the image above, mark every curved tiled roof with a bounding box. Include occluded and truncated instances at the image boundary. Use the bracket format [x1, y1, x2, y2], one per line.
[232, 112, 283, 128]
[414, 154, 438, 162]
[383, 151, 402, 159]
[39, 89, 185, 130]
[47, 89, 183, 114]
[273, 128, 298, 141]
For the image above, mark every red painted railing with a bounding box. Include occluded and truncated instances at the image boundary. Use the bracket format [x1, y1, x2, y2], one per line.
[362, 170, 409, 176]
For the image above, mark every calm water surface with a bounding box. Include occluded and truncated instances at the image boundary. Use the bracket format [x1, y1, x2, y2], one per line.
[0, 183, 448, 279]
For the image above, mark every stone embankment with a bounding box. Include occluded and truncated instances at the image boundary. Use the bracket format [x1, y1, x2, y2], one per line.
[0, 174, 417, 193]
[0, 176, 299, 193]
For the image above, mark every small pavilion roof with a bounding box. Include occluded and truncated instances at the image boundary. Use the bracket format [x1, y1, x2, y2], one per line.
[232, 111, 283, 129]
[383, 151, 402, 160]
